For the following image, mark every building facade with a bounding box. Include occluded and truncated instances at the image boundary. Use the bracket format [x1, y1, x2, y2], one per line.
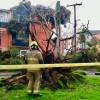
[93, 33, 100, 52]
[0, 28, 11, 51]
[0, 9, 12, 51]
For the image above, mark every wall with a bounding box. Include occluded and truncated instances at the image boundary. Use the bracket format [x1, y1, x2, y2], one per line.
[29, 22, 55, 53]
[0, 28, 11, 51]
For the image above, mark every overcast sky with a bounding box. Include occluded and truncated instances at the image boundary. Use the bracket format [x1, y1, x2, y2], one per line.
[0, 0, 100, 30]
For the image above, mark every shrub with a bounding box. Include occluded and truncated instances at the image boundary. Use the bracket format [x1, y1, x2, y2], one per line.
[9, 57, 24, 64]
[0, 48, 24, 65]
[10, 48, 19, 58]
[97, 52, 100, 61]
[69, 48, 98, 63]
[0, 51, 10, 61]
[42, 69, 86, 90]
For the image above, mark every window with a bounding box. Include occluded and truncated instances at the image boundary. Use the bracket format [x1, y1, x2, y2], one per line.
[20, 49, 27, 57]
[0, 12, 9, 22]
[0, 30, 5, 46]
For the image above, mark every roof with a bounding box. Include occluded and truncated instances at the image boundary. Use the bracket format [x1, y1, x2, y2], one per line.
[90, 30, 100, 34]
[0, 9, 10, 13]
[93, 34, 100, 40]
[0, 27, 7, 31]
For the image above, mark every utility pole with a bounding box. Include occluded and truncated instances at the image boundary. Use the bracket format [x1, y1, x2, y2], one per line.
[87, 20, 89, 29]
[55, 1, 61, 58]
[67, 3, 82, 53]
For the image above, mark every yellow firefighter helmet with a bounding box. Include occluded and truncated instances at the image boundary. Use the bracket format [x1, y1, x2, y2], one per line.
[30, 41, 38, 46]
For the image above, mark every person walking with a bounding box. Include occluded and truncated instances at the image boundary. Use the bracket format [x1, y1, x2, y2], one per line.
[24, 41, 44, 96]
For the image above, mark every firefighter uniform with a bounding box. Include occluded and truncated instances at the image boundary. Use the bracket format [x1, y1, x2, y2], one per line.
[25, 41, 44, 95]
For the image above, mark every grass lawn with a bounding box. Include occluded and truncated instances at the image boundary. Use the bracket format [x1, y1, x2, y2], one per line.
[0, 75, 100, 100]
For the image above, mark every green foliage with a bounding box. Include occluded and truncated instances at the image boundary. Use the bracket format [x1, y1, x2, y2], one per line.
[0, 59, 10, 65]
[79, 33, 86, 43]
[0, 76, 100, 100]
[69, 47, 98, 63]
[0, 51, 10, 60]
[0, 48, 24, 65]
[97, 52, 100, 61]
[42, 69, 86, 89]
[7, 20, 24, 35]
[10, 48, 19, 58]
[7, 20, 18, 35]
[61, 70, 86, 89]
[86, 40, 97, 47]
[9, 57, 24, 64]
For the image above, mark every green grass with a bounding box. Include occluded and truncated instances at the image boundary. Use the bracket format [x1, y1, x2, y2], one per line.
[0, 76, 100, 100]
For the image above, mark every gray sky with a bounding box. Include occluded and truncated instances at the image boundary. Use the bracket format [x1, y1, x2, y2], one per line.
[0, 0, 100, 30]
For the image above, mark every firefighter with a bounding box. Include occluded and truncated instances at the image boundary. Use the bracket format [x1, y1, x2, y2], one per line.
[24, 41, 44, 96]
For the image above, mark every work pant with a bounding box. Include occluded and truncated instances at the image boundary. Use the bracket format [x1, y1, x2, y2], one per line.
[27, 70, 41, 94]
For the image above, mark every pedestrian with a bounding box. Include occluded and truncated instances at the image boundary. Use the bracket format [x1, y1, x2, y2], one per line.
[24, 41, 44, 96]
